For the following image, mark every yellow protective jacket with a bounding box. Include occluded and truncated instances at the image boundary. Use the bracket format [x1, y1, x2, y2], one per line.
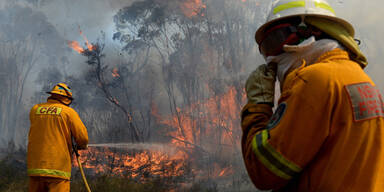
[241, 49, 384, 192]
[27, 98, 88, 180]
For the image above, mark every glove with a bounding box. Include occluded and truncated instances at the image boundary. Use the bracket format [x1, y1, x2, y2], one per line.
[245, 64, 277, 105]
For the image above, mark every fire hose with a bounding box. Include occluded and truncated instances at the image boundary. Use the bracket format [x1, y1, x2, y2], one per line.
[72, 139, 92, 192]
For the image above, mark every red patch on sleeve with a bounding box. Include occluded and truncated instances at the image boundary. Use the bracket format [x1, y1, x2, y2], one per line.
[345, 82, 384, 121]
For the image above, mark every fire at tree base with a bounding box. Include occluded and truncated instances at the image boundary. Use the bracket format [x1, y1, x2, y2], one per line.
[70, 143, 256, 192]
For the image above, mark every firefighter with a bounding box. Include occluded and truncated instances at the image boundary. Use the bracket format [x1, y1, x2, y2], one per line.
[241, 0, 384, 191]
[27, 83, 89, 192]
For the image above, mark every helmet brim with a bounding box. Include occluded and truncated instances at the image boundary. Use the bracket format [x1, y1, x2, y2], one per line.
[47, 92, 74, 100]
[255, 14, 355, 45]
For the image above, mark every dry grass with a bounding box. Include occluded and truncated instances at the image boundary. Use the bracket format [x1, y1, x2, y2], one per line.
[0, 157, 218, 192]
[0, 156, 28, 192]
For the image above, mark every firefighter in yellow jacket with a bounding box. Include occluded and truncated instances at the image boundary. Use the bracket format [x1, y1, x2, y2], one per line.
[27, 83, 88, 192]
[242, 0, 384, 191]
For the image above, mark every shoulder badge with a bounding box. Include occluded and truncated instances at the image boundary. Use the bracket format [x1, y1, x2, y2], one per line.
[266, 102, 287, 130]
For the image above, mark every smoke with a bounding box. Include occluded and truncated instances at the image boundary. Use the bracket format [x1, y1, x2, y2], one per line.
[0, 1, 68, 148]
[37, 0, 136, 43]
[0, 0, 137, 148]
[329, 0, 384, 91]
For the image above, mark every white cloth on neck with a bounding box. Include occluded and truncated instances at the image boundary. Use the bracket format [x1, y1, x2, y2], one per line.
[265, 36, 344, 84]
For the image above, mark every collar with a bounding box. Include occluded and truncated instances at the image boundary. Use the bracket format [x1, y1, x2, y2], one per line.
[47, 98, 62, 104]
[47, 98, 70, 106]
[315, 48, 350, 64]
[281, 49, 352, 92]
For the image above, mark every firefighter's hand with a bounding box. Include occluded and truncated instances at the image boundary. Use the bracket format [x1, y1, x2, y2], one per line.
[245, 64, 276, 105]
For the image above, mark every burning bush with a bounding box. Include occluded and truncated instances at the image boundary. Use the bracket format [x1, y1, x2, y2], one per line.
[76, 147, 189, 180]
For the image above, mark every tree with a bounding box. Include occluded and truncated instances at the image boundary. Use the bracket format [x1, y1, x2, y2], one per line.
[0, 2, 69, 149]
[0, 38, 40, 148]
[73, 34, 157, 143]
[113, 0, 258, 147]
[112, 0, 260, 186]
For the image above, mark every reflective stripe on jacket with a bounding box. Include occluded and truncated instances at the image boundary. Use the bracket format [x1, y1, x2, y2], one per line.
[241, 49, 384, 191]
[27, 99, 88, 180]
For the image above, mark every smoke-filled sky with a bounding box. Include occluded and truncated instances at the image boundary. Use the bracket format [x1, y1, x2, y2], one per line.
[2, 0, 383, 88]
[33, 0, 137, 76]
[37, 0, 134, 41]
[331, 0, 384, 89]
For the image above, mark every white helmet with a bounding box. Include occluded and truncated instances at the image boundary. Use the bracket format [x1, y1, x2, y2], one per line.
[255, 0, 354, 44]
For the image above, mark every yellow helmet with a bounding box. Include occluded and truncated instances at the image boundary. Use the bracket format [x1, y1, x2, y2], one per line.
[47, 83, 73, 100]
[255, 0, 354, 45]
[254, 0, 367, 67]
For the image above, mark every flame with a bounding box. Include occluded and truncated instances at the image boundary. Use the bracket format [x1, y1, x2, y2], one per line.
[218, 166, 234, 177]
[79, 29, 94, 51]
[68, 41, 84, 53]
[180, 0, 206, 18]
[156, 87, 243, 148]
[112, 98, 119, 105]
[112, 67, 120, 78]
[151, 86, 245, 178]
[68, 27, 94, 53]
[75, 147, 187, 179]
